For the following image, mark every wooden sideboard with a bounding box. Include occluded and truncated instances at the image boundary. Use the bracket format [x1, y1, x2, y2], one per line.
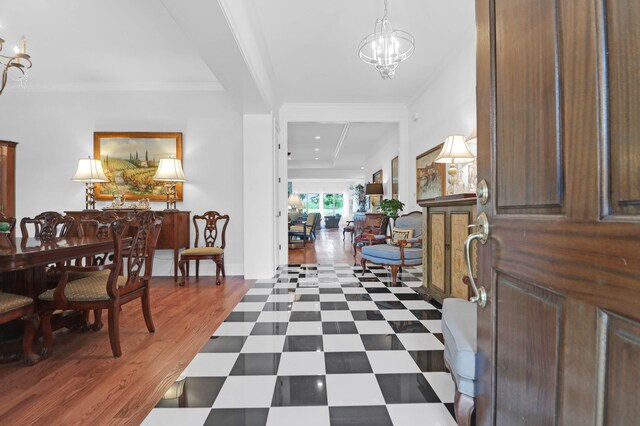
[65, 210, 190, 279]
[419, 194, 477, 303]
[0, 141, 17, 218]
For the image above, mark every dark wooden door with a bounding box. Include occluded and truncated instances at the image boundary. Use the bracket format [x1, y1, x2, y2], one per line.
[475, 0, 640, 424]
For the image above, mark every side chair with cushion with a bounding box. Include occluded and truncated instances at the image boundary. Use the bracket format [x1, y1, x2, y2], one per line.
[352, 213, 389, 258]
[38, 211, 163, 358]
[442, 280, 478, 426]
[360, 211, 423, 285]
[0, 293, 39, 365]
[178, 211, 229, 286]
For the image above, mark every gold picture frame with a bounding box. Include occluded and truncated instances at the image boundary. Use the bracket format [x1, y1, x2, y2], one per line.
[94, 132, 183, 201]
[391, 156, 399, 200]
[416, 144, 446, 202]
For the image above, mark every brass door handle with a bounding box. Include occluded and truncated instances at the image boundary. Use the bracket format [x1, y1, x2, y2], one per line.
[464, 212, 489, 308]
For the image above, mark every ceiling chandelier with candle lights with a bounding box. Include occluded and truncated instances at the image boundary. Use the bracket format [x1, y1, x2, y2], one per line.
[358, 0, 414, 79]
[0, 35, 32, 96]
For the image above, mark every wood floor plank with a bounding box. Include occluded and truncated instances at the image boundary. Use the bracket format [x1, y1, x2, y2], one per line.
[0, 276, 253, 425]
[289, 228, 356, 265]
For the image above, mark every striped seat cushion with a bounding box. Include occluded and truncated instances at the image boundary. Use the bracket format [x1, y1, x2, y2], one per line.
[39, 274, 128, 302]
[0, 292, 33, 314]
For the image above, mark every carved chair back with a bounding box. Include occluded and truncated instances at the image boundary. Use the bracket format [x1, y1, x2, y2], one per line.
[110, 211, 163, 292]
[353, 213, 389, 239]
[20, 211, 74, 241]
[0, 212, 16, 234]
[76, 211, 120, 266]
[193, 211, 229, 249]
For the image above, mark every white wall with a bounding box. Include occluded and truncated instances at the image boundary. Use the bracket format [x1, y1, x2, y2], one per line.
[243, 114, 276, 279]
[406, 39, 477, 213]
[0, 90, 245, 276]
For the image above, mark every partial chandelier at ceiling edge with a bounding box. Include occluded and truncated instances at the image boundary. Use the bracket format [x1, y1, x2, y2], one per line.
[358, 0, 415, 79]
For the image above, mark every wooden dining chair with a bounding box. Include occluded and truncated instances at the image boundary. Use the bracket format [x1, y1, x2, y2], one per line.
[38, 211, 163, 358]
[20, 211, 74, 240]
[178, 211, 229, 286]
[0, 293, 39, 365]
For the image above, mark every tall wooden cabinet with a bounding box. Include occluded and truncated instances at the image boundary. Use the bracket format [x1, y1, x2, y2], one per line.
[420, 194, 477, 303]
[0, 141, 17, 217]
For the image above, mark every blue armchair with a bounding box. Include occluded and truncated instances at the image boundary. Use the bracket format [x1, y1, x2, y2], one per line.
[360, 211, 423, 285]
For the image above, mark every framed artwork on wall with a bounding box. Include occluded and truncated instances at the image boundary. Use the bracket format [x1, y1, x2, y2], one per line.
[416, 144, 446, 202]
[391, 156, 399, 200]
[93, 132, 183, 201]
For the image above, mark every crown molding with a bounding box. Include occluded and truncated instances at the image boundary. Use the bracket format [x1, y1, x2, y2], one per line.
[11, 81, 224, 93]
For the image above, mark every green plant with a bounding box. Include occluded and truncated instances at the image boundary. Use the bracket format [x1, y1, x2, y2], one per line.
[380, 198, 405, 218]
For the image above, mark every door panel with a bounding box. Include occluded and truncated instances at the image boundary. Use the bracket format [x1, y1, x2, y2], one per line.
[429, 212, 446, 293]
[495, 0, 562, 212]
[450, 212, 471, 299]
[495, 276, 562, 425]
[476, 0, 640, 423]
[605, 0, 640, 215]
[598, 312, 640, 424]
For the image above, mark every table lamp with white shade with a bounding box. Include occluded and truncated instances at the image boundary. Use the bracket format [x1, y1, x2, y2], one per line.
[71, 157, 110, 210]
[434, 135, 476, 194]
[464, 129, 478, 191]
[152, 158, 186, 210]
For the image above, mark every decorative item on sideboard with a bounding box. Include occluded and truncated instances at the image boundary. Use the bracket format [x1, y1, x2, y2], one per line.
[434, 135, 475, 195]
[153, 158, 186, 210]
[71, 157, 110, 210]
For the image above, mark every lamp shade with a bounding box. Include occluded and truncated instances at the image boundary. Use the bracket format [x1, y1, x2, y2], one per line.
[434, 135, 475, 164]
[288, 193, 304, 209]
[365, 183, 384, 196]
[153, 158, 186, 182]
[465, 129, 477, 157]
[71, 158, 109, 183]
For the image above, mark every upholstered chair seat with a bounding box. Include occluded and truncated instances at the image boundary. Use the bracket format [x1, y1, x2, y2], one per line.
[0, 292, 33, 313]
[289, 225, 311, 235]
[442, 297, 478, 425]
[361, 244, 422, 263]
[39, 274, 127, 302]
[181, 247, 224, 256]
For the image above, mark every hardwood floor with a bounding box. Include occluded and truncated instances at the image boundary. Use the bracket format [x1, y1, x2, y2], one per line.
[288, 227, 356, 264]
[0, 276, 254, 425]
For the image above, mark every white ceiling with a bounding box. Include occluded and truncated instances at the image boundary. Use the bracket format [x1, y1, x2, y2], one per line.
[288, 121, 398, 177]
[251, 0, 475, 103]
[0, 0, 219, 90]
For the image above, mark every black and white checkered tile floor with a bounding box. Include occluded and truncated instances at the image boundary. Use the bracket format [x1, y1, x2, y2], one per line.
[143, 264, 456, 426]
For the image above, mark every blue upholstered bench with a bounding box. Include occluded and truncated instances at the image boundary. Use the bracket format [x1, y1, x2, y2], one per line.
[442, 297, 478, 425]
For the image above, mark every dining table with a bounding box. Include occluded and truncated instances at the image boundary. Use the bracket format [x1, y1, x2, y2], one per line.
[0, 234, 126, 361]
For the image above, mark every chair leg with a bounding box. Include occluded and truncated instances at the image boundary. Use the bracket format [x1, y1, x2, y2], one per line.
[195, 260, 200, 280]
[107, 305, 122, 358]
[390, 265, 399, 286]
[141, 286, 156, 333]
[360, 258, 367, 275]
[215, 259, 223, 285]
[221, 257, 226, 277]
[22, 314, 40, 365]
[91, 309, 103, 331]
[178, 258, 187, 286]
[454, 390, 475, 426]
[343, 229, 346, 240]
[41, 310, 54, 358]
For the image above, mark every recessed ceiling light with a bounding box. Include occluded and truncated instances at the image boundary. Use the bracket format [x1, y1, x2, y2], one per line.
[288, 157, 292, 160]
[315, 157, 319, 160]
[360, 166, 364, 169]
[315, 136, 321, 139]
[314, 148, 319, 151]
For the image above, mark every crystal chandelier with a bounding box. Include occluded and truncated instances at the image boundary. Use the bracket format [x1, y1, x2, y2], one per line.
[358, 0, 415, 79]
[0, 36, 32, 96]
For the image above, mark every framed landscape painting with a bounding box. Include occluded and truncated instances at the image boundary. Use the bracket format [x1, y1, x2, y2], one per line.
[416, 144, 446, 202]
[93, 132, 183, 201]
[391, 156, 399, 200]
